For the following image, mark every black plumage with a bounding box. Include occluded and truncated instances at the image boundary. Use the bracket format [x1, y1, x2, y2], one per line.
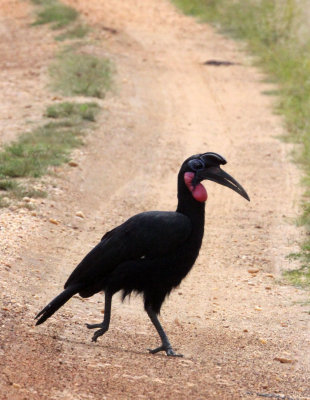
[35, 152, 249, 356]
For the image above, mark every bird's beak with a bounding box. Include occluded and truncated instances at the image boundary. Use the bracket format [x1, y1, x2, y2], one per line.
[196, 166, 250, 201]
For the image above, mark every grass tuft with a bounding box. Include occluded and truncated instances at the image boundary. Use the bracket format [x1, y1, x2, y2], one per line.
[49, 50, 113, 98]
[55, 24, 89, 41]
[0, 179, 17, 191]
[0, 102, 99, 202]
[32, 0, 78, 30]
[0, 123, 83, 178]
[172, 0, 310, 282]
[14, 1, 111, 206]
[45, 102, 100, 121]
[284, 265, 310, 288]
[30, 0, 55, 5]
[11, 185, 47, 200]
[0, 196, 10, 208]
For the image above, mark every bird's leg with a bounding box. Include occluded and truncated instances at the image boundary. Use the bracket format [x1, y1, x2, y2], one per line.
[86, 292, 112, 342]
[146, 306, 183, 357]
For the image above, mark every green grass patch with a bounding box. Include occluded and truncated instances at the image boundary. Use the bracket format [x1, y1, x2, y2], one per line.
[172, 0, 310, 283]
[30, 0, 55, 5]
[284, 265, 310, 288]
[19, 1, 111, 207]
[0, 122, 83, 179]
[0, 102, 99, 204]
[55, 24, 89, 41]
[45, 101, 100, 121]
[0, 184, 47, 206]
[10, 184, 47, 200]
[49, 50, 113, 98]
[0, 179, 17, 191]
[31, 0, 78, 30]
[31, 0, 89, 42]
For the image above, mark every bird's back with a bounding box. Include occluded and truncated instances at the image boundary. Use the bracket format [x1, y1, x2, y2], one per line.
[64, 211, 192, 296]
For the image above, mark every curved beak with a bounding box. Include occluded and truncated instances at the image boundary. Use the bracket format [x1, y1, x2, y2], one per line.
[196, 166, 250, 201]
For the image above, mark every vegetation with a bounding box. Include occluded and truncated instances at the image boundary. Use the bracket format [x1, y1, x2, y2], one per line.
[49, 49, 113, 98]
[55, 24, 89, 41]
[0, 102, 99, 204]
[2, 0, 113, 208]
[172, 0, 310, 284]
[45, 101, 100, 121]
[31, 0, 78, 30]
[31, 0, 113, 99]
[283, 265, 310, 288]
[31, 0, 89, 41]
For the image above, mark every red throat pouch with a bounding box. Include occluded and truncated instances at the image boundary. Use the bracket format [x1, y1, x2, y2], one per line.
[184, 172, 207, 202]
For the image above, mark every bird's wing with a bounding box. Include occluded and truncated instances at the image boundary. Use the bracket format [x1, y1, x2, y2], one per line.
[64, 211, 191, 288]
[120, 211, 192, 257]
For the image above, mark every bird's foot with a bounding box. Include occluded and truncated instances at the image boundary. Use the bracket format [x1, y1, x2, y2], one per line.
[148, 345, 183, 357]
[86, 323, 108, 342]
[86, 323, 102, 330]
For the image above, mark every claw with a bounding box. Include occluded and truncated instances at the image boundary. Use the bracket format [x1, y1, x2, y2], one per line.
[148, 345, 183, 357]
[166, 348, 183, 357]
[86, 323, 103, 330]
[148, 345, 163, 354]
[92, 333, 99, 342]
[90, 326, 108, 342]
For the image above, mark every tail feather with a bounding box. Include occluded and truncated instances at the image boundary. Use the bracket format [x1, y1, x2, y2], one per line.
[35, 284, 81, 325]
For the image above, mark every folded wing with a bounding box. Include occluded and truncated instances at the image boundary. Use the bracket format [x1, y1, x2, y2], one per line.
[64, 211, 191, 292]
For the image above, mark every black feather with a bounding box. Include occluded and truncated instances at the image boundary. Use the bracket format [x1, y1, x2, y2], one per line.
[35, 152, 248, 356]
[35, 284, 81, 325]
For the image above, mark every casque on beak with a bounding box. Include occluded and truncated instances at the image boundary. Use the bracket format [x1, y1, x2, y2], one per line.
[196, 165, 250, 201]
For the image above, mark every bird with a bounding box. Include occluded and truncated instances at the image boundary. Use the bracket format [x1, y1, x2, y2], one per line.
[35, 152, 249, 356]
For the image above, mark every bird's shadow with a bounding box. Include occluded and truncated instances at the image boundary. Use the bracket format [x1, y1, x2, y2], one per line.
[35, 329, 187, 360]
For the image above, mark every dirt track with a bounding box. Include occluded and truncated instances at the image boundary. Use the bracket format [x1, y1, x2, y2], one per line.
[0, 1, 309, 399]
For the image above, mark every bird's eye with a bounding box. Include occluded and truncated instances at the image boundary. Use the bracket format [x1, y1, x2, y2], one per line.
[188, 159, 204, 171]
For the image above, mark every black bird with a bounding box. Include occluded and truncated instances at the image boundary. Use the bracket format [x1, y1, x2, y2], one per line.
[35, 152, 249, 356]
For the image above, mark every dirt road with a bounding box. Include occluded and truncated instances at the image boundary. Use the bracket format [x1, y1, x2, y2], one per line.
[1, 1, 309, 399]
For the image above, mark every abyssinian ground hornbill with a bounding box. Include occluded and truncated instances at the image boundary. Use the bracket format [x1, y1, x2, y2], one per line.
[36, 152, 249, 356]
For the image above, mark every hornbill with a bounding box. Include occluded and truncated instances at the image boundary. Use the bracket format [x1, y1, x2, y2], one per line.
[35, 152, 249, 356]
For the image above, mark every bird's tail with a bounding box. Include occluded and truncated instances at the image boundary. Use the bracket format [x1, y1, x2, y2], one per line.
[35, 284, 81, 325]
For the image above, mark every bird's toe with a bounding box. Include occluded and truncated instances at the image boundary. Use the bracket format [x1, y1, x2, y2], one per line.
[148, 345, 163, 354]
[148, 345, 183, 357]
[166, 348, 183, 357]
[91, 327, 108, 342]
[91, 332, 101, 342]
[86, 323, 103, 329]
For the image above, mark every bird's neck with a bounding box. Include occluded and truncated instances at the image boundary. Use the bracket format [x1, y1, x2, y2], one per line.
[172, 172, 206, 283]
[175, 175, 206, 283]
[176, 173, 206, 233]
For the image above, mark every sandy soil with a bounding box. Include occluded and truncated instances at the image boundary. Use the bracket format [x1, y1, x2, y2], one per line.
[0, 0, 309, 399]
[0, 0, 57, 145]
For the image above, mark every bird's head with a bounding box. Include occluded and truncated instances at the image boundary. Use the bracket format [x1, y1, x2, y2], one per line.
[181, 152, 250, 202]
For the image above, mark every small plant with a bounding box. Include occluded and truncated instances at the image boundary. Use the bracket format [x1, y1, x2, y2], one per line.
[55, 24, 89, 41]
[0, 181, 47, 206]
[0, 179, 17, 191]
[31, 0, 90, 42]
[0, 123, 83, 178]
[30, 0, 55, 4]
[32, 0, 78, 30]
[12, 185, 47, 199]
[0, 196, 9, 208]
[10, 1, 110, 206]
[284, 265, 310, 288]
[45, 102, 100, 121]
[0, 102, 100, 203]
[49, 50, 113, 98]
